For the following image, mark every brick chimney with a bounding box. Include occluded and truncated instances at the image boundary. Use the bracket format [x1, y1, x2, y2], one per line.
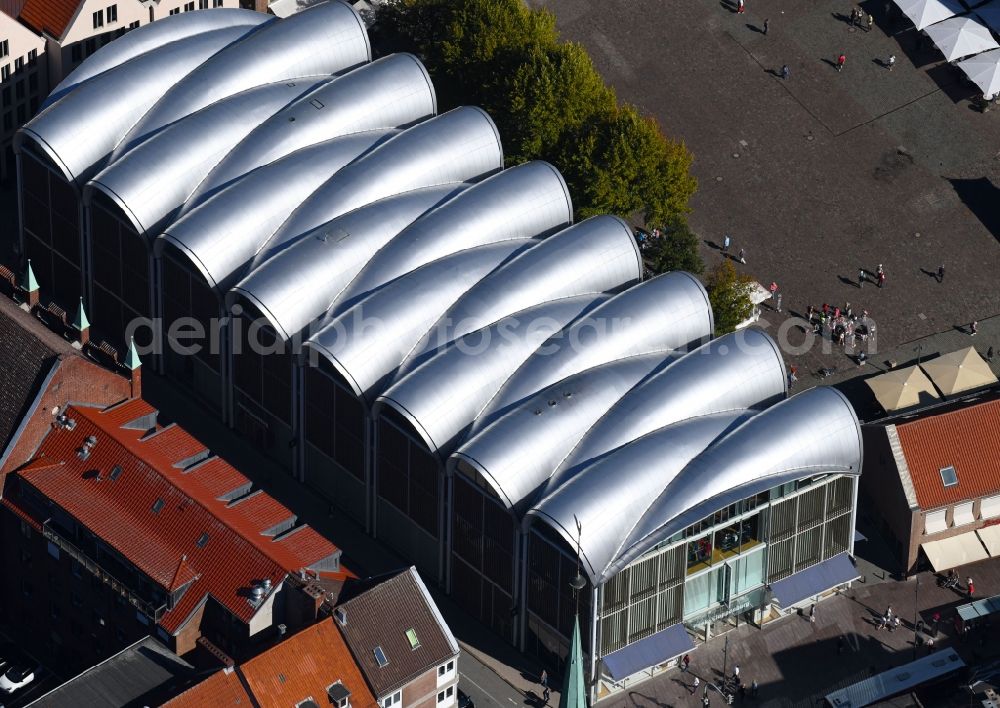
[125, 336, 142, 399]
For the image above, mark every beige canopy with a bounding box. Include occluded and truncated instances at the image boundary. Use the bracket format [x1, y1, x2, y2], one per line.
[920, 347, 998, 395]
[866, 365, 940, 411]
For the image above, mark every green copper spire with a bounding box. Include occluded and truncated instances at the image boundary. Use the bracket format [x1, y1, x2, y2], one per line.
[72, 297, 90, 331]
[22, 259, 39, 292]
[559, 615, 587, 708]
[125, 337, 141, 370]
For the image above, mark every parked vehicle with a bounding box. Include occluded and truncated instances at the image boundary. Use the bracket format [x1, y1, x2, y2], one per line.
[0, 645, 38, 695]
[458, 689, 475, 708]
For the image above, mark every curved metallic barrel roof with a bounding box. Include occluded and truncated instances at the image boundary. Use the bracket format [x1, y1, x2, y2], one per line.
[266, 107, 504, 255]
[44, 9, 269, 109]
[470, 272, 715, 433]
[450, 352, 676, 510]
[87, 80, 324, 235]
[114, 0, 370, 157]
[229, 185, 465, 340]
[155, 130, 396, 292]
[332, 161, 572, 312]
[527, 412, 751, 583]
[304, 240, 534, 406]
[375, 295, 608, 457]
[548, 328, 787, 490]
[607, 386, 863, 578]
[16, 26, 257, 184]
[398, 215, 641, 374]
[186, 53, 437, 205]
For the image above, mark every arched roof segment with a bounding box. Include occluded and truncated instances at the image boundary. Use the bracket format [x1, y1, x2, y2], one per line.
[608, 387, 863, 579]
[547, 328, 787, 491]
[469, 272, 714, 434]
[332, 161, 572, 311]
[186, 53, 437, 206]
[305, 240, 534, 406]
[114, 0, 370, 157]
[376, 295, 609, 457]
[228, 185, 465, 341]
[265, 107, 504, 256]
[397, 215, 641, 375]
[449, 352, 677, 511]
[155, 130, 395, 293]
[15, 26, 257, 185]
[44, 9, 270, 108]
[526, 412, 751, 584]
[87, 80, 324, 236]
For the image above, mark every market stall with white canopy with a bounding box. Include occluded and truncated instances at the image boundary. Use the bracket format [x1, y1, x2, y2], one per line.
[957, 47, 1000, 96]
[894, 0, 966, 29]
[924, 16, 1000, 61]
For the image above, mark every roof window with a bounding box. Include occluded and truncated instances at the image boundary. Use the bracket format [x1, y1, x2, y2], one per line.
[939, 466, 958, 488]
[374, 646, 389, 667]
[405, 628, 420, 650]
[151, 498, 165, 514]
[196, 532, 210, 548]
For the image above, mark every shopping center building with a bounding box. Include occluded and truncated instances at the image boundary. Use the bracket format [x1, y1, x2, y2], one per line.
[14, 2, 865, 698]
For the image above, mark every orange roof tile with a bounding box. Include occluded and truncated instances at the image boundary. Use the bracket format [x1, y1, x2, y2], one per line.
[18, 0, 80, 38]
[895, 398, 1000, 509]
[9, 401, 342, 635]
[239, 619, 377, 708]
[162, 667, 252, 708]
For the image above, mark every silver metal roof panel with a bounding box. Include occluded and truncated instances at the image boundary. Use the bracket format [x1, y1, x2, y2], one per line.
[15, 26, 256, 185]
[229, 184, 464, 341]
[305, 239, 533, 406]
[155, 129, 394, 292]
[333, 161, 570, 311]
[87, 80, 324, 236]
[267, 106, 504, 258]
[375, 295, 609, 457]
[114, 0, 371, 157]
[187, 53, 436, 205]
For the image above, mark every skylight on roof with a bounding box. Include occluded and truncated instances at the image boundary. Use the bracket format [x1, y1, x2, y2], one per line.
[196, 532, 210, 548]
[374, 646, 389, 667]
[151, 498, 165, 514]
[109, 465, 123, 481]
[940, 466, 958, 488]
[405, 628, 420, 650]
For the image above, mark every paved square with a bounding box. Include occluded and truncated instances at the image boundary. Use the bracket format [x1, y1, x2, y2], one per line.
[531, 0, 1000, 368]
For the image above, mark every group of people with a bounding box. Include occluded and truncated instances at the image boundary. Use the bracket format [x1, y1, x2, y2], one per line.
[805, 301, 874, 350]
[849, 5, 875, 32]
[875, 604, 902, 631]
[859, 263, 887, 289]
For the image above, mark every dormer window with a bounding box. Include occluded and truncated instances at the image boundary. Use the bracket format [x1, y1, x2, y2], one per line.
[327, 681, 351, 708]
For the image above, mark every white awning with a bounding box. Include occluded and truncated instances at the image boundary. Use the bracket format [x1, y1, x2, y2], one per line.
[977, 525, 1000, 556]
[953, 501, 976, 527]
[894, 0, 965, 30]
[924, 17, 1000, 62]
[921, 532, 989, 571]
[925, 508, 948, 534]
[982, 494, 1000, 520]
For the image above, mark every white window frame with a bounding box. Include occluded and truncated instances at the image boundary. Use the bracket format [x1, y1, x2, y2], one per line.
[953, 501, 975, 527]
[981, 494, 1000, 520]
[381, 691, 402, 708]
[924, 508, 948, 535]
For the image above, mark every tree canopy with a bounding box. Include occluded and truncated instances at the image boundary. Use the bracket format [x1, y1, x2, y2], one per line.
[706, 260, 755, 335]
[374, 0, 698, 233]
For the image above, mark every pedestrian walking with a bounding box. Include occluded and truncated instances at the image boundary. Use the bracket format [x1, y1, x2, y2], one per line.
[855, 6, 864, 26]
[776, 292, 783, 312]
[850, 7, 858, 24]
[737, 0, 745, 13]
[722, 234, 731, 253]
[968, 577, 975, 598]
[887, 54, 896, 70]
[733, 664, 741, 682]
[692, 676, 700, 694]
[738, 247, 746, 264]
[877, 271, 886, 288]
[837, 53, 846, 72]
[970, 321, 978, 336]
[540, 669, 548, 690]
[751, 679, 758, 697]
[781, 64, 790, 80]
[542, 687, 550, 703]
[987, 346, 994, 361]
[867, 12, 874, 31]
[682, 654, 690, 672]
[810, 603, 816, 623]
[886, 604, 894, 619]
[763, 18, 769, 34]
[788, 366, 797, 387]
[937, 264, 944, 283]
[858, 268, 865, 287]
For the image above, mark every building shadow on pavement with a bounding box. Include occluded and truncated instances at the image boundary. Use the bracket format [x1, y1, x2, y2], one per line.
[949, 178, 1000, 244]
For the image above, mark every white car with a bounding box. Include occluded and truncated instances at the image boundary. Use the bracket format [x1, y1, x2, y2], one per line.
[0, 659, 36, 694]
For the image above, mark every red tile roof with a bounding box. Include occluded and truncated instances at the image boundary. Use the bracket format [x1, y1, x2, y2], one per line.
[9, 399, 342, 634]
[239, 619, 377, 708]
[162, 667, 252, 708]
[18, 0, 80, 38]
[895, 398, 1000, 509]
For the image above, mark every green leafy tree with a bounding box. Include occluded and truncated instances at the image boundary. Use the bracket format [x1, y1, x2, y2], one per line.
[650, 218, 705, 276]
[374, 0, 697, 228]
[706, 260, 755, 334]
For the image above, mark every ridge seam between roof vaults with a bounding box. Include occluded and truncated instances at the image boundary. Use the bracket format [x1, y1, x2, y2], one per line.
[66, 405, 322, 578]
